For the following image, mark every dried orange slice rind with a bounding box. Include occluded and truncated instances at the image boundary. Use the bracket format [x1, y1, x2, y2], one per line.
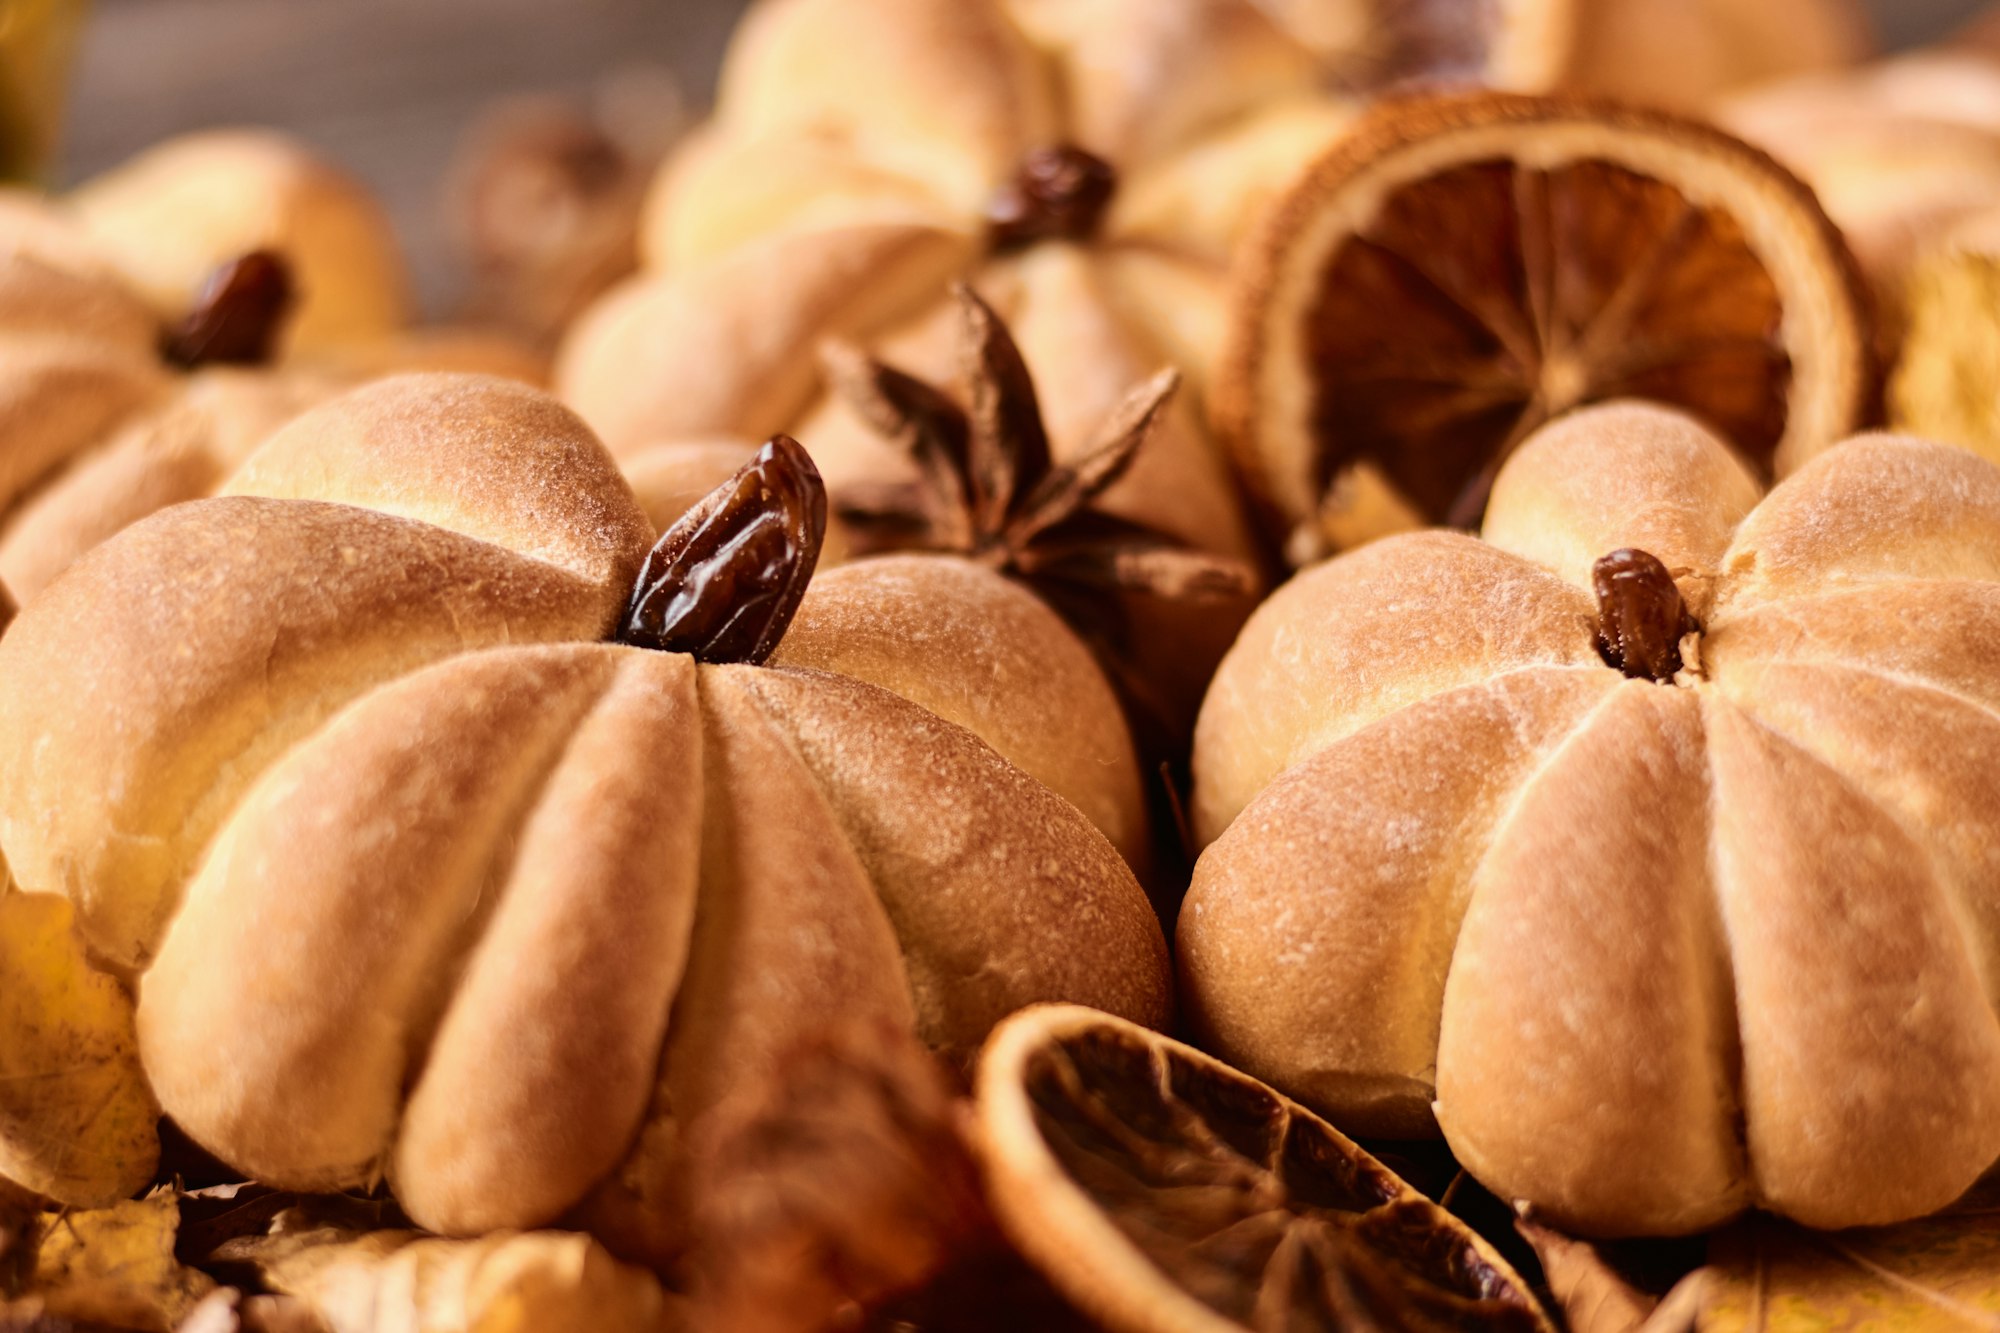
[974, 1004, 1553, 1333]
[1218, 91, 1872, 562]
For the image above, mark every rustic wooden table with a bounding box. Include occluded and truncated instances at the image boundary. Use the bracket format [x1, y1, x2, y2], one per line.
[55, 0, 1983, 316]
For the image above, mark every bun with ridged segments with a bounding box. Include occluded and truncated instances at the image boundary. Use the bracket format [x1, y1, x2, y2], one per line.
[1183, 400, 2000, 1237]
[0, 372, 1168, 1259]
[556, 0, 1366, 571]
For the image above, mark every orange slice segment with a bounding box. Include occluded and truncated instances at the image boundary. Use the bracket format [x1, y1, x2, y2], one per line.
[1218, 92, 1872, 562]
[974, 1004, 1553, 1333]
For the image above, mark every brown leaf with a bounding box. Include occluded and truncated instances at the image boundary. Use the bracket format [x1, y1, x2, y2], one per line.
[175, 1288, 328, 1333]
[1517, 1216, 1663, 1333]
[172, 1186, 398, 1275]
[1034, 543, 1257, 602]
[1524, 1181, 2000, 1333]
[682, 1019, 996, 1332]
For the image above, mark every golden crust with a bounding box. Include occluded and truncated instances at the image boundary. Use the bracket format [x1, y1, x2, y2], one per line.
[224, 373, 652, 589]
[0, 252, 172, 521]
[1, 372, 1167, 1254]
[739, 662, 1171, 1052]
[560, 0, 1342, 588]
[0, 497, 615, 970]
[1435, 685, 1748, 1236]
[1186, 414, 2000, 1234]
[776, 554, 1147, 868]
[1182, 668, 1614, 1137]
[556, 226, 975, 454]
[0, 368, 333, 601]
[1191, 530, 1599, 843]
[69, 128, 411, 353]
[1482, 403, 1761, 616]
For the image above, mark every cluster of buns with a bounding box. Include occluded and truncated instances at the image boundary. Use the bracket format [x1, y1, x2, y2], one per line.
[9, 2, 2000, 1306]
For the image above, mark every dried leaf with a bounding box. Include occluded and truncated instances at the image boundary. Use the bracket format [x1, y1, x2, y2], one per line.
[0, 886, 160, 1207]
[174, 1186, 399, 1274]
[1523, 1183, 2000, 1333]
[24, 1192, 215, 1332]
[215, 1224, 670, 1333]
[1019, 539, 1257, 602]
[1696, 1199, 2000, 1332]
[1518, 1216, 1663, 1333]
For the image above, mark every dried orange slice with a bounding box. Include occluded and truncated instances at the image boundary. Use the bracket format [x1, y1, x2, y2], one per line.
[974, 1004, 1552, 1333]
[1218, 91, 1872, 562]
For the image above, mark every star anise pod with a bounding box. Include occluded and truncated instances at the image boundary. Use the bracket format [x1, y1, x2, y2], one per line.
[824, 285, 1256, 738]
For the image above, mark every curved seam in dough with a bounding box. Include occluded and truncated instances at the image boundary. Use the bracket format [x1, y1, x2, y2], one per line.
[1701, 697, 1996, 1210]
[713, 664, 927, 1024]
[1269, 661, 1611, 805]
[1723, 656, 2000, 735]
[383, 658, 625, 1179]
[1715, 660, 2000, 1008]
[1695, 693, 1752, 1212]
[1428, 678, 1626, 1091]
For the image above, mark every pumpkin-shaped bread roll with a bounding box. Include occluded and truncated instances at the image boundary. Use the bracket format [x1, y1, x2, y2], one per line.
[0, 374, 1167, 1260]
[0, 201, 343, 599]
[557, 0, 1364, 571]
[68, 128, 412, 356]
[1184, 401, 2000, 1237]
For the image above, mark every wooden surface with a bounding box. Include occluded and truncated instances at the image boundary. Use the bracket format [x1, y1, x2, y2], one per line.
[54, 0, 1983, 316]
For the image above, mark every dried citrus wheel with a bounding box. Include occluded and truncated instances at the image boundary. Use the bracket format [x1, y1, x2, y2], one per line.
[974, 1004, 1552, 1333]
[1217, 91, 1872, 562]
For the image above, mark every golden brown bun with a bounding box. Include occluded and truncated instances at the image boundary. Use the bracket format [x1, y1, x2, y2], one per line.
[556, 0, 1342, 565]
[0, 375, 649, 969]
[559, 225, 975, 454]
[0, 198, 349, 601]
[1184, 401, 2000, 1235]
[0, 240, 170, 525]
[0, 372, 1166, 1254]
[69, 129, 411, 354]
[0, 367, 335, 601]
[775, 554, 1148, 871]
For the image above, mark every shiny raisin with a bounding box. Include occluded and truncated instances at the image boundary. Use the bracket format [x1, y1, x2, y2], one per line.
[1592, 548, 1693, 683]
[163, 250, 296, 368]
[988, 145, 1117, 252]
[619, 434, 827, 664]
